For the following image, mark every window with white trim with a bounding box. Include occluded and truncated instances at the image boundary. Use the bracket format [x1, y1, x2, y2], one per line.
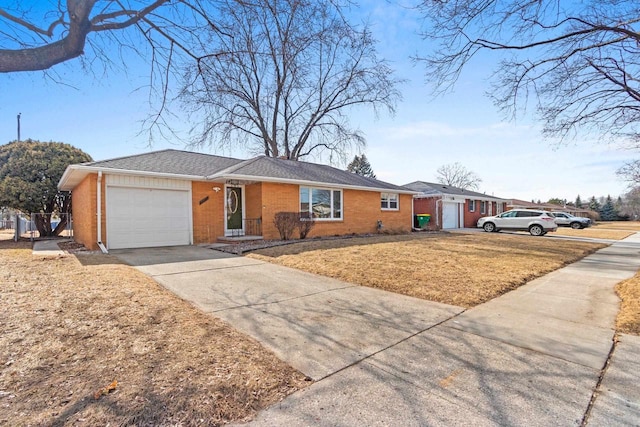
[469, 200, 476, 212]
[300, 187, 342, 219]
[480, 201, 487, 214]
[381, 193, 399, 210]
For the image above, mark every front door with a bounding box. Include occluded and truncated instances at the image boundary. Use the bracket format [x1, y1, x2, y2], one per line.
[225, 186, 244, 236]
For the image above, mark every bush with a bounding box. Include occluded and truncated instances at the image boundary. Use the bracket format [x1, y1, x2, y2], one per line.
[274, 212, 316, 240]
[298, 215, 315, 239]
[274, 212, 298, 240]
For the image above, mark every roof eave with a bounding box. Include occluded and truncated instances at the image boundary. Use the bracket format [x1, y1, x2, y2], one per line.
[57, 165, 212, 191]
[413, 191, 508, 202]
[211, 173, 418, 194]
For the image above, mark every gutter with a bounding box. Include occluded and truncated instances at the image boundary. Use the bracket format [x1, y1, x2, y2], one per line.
[209, 173, 418, 195]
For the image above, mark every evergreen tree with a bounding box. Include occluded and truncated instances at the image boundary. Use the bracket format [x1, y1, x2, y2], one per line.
[575, 195, 582, 209]
[347, 154, 376, 178]
[0, 140, 92, 236]
[589, 196, 601, 212]
[599, 195, 617, 221]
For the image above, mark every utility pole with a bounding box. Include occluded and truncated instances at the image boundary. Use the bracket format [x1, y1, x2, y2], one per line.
[17, 113, 21, 141]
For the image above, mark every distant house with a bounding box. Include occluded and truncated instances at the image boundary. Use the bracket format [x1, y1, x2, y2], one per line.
[58, 150, 416, 251]
[508, 199, 598, 220]
[403, 181, 508, 230]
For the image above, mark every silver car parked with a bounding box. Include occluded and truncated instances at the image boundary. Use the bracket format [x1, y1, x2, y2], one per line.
[550, 212, 591, 229]
[477, 209, 558, 236]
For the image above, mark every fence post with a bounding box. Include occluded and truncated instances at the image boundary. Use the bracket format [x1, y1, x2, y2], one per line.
[13, 214, 19, 242]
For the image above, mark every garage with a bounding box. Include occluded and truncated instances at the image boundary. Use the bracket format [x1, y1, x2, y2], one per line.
[106, 182, 192, 250]
[442, 201, 462, 229]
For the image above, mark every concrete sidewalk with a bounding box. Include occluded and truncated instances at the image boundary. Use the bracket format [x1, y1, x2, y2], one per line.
[114, 234, 640, 426]
[32, 239, 68, 257]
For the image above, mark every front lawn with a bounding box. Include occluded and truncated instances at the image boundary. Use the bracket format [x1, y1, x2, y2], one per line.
[248, 233, 605, 308]
[0, 240, 307, 426]
[616, 273, 640, 335]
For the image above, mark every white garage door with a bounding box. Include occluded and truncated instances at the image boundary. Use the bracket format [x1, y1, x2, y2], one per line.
[107, 187, 191, 249]
[442, 202, 460, 229]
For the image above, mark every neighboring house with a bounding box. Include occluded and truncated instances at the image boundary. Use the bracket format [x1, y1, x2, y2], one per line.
[403, 181, 508, 230]
[508, 199, 598, 220]
[58, 150, 416, 251]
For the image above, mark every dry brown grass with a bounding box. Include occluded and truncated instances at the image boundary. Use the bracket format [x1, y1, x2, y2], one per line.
[248, 233, 605, 308]
[595, 221, 640, 231]
[553, 227, 635, 240]
[0, 240, 307, 426]
[616, 272, 640, 335]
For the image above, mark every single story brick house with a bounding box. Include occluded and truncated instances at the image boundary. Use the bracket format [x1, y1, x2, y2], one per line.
[58, 149, 416, 251]
[403, 181, 508, 230]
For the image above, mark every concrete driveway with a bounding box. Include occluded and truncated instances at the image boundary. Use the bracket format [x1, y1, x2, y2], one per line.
[113, 245, 463, 381]
[114, 234, 640, 426]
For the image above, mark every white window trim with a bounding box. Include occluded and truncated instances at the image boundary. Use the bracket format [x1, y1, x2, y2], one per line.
[469, 200, 476, 212]
[381, 192, 399, 211]
[300, 186, 343, 221]
[480, 201, 487, 214]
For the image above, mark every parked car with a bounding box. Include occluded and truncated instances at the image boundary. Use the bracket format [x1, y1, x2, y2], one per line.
[477, 209, 558, 236]
[550, 212, 591, 229]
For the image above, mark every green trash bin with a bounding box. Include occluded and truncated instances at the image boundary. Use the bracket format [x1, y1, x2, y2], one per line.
[415, 214, 431, 229]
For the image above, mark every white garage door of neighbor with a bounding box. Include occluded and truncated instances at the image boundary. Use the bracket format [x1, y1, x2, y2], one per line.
[442, 202, 459, 229]
[107, 187, 191, 249]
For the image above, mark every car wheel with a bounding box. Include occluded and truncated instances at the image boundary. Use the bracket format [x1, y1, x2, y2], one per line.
[529, 224, 544, 236]
[483, 222, 496, 233]
[570, 222, 582, 229]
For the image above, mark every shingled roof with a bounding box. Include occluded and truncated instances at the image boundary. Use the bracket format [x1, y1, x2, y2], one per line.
[211, 156, 410, 192]
[403, 181, 506, 201]
[79, 149, 243, 177]
[59, 149, 414, 193]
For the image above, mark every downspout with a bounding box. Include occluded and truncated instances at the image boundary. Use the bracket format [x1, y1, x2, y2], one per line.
[411, 195, 415, 230]
[96, 171, 108, 254]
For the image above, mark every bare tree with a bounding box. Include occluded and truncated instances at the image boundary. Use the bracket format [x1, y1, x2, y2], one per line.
[617, 160, 640, 185]
[0, 1, 219, 139]
[435, 162, 482, 190]
[0, 1, 219, 71]
[416, 1, 640, 144]
[180, 0, 402, 161]
[619, 186, 640, 219]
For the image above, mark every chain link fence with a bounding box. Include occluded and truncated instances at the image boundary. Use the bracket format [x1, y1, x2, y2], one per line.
[1, 213, 73, 241]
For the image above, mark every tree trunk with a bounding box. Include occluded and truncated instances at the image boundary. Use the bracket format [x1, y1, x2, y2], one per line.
[33, 213, 55, 237]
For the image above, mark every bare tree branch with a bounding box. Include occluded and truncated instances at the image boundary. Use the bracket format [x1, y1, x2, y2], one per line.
[416, 0, 640, 146]
[181, 0, 402, 161]
[435, 162, 482, 190]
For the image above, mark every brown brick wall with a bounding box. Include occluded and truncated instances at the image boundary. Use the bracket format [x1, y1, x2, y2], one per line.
[257, 183, 413, 239]
[74, 176, 415, 247]
[192, 181, 225, 244]
[463, 200, 508, 228]
[244, 183, 262, 220]
[70, 173, 106, 250]
[464, 200, 482, 228]
[71, 174, 98, 250]
[413, 197, 441, 230]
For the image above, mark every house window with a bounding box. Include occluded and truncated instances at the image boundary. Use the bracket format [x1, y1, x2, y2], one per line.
[480, 201, 487, 214]
[300, 187, 342, 219]
[469, 200, 476, 212]
[381, 193, 399, 210]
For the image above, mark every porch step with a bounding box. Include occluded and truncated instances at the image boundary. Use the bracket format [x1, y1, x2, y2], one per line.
[217, 235, 264, 243]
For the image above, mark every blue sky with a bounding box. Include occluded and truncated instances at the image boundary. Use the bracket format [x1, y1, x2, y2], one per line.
[0, 1, 630, 202]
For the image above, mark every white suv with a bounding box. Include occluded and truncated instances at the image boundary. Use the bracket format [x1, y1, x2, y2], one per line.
[477, 209, 558, 236]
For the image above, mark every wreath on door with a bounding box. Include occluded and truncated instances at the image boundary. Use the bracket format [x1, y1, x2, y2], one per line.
[227, 189, 239, 220]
